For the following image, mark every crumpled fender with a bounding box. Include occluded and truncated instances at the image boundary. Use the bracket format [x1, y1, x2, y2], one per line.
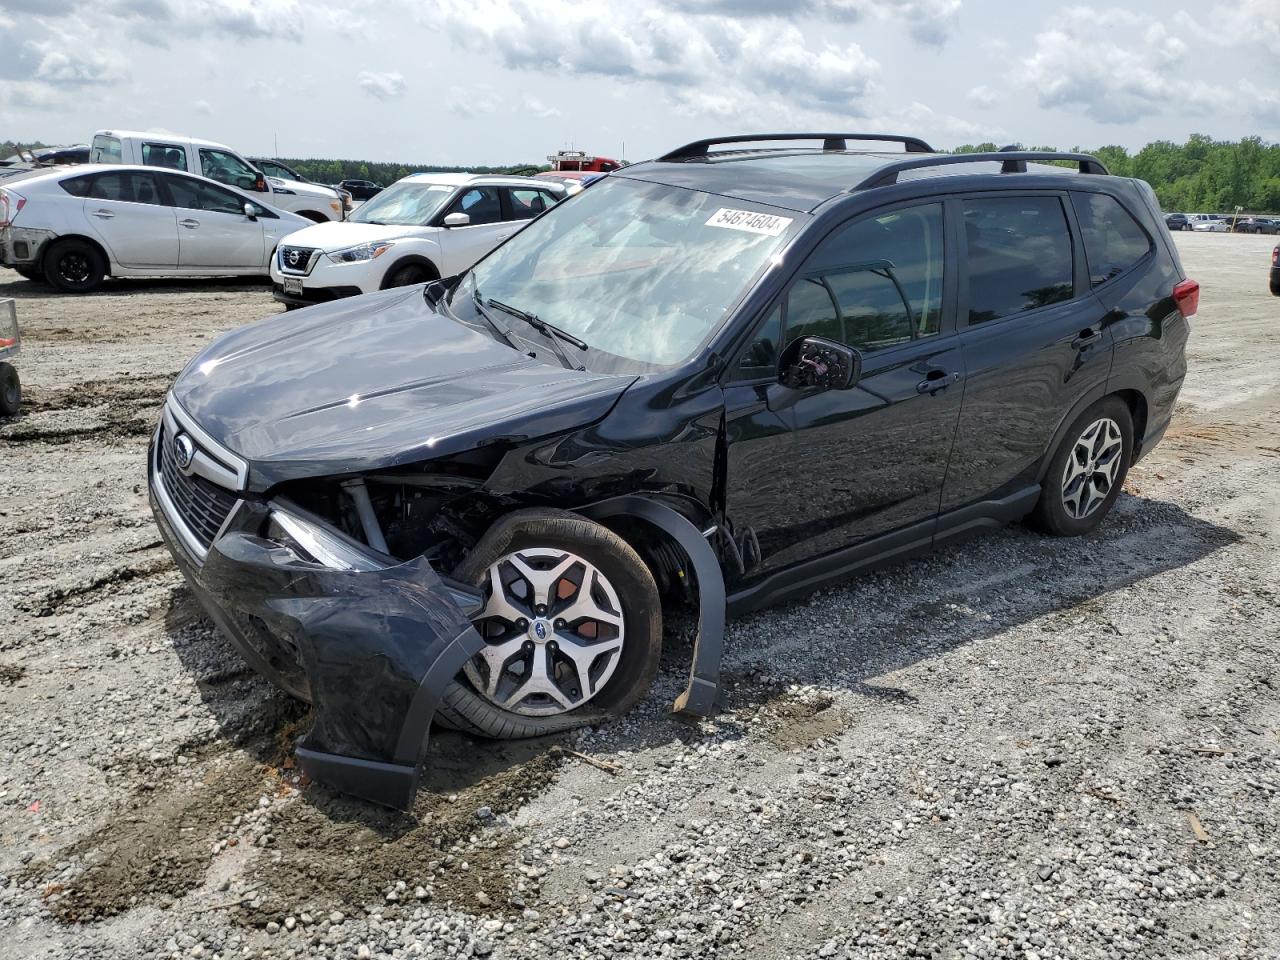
[152, 496, 485, 810]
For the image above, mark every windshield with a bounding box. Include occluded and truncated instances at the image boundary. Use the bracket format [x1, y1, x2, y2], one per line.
[352, 181, 455, 226]
[455, 177, 797, 369]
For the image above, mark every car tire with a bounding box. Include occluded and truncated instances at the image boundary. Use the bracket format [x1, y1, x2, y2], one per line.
[1030, 396, 1133, 537]
[385, 262, 434, 288]
[43, 238, 106, 293]
[298, 211, 328, 223]
[0, 362, 20, 415]
[15, 267, 45, 284]
[436, 508, 663, 740]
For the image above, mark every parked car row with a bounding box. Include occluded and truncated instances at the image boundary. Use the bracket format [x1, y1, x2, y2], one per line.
[1164, 211, 1278, 234]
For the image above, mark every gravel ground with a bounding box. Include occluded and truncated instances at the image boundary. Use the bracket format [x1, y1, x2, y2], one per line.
[1, 233, 1277, 960]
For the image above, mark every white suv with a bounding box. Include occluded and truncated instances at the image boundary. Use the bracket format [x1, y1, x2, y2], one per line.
[91, 130, 345, 223]
[269, 173, 564, 307]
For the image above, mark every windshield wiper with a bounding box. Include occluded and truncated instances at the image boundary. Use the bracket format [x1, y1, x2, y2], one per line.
[469, 289, 522, 351]
[486, 298, 586, 371]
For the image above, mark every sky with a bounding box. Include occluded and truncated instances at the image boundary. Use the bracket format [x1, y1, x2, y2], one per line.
[1, 0, 1277, 166]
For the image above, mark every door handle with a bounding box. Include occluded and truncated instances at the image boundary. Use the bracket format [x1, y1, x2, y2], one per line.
[1071, 328, 1102, 349]
[179, 218, 200, 229]
[916, 369, 960, 394]
[91, 209, 114, 219]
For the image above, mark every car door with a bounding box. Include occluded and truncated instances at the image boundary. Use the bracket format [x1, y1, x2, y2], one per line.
[435, 186, 508, 275]
[159, 173, 265, 269]
[722, 200, 964, 579]
[79, 170, 178, 268]
[940, 192, 1113, 514]
[504, 186, 560, 226]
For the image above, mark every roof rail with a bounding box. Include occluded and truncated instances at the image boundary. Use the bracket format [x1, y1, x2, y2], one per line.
[853, 151, 1109, 189]
[659, 133, 935, 163]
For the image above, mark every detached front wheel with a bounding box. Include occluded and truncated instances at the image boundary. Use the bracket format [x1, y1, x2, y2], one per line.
[437, 510, 662, 739]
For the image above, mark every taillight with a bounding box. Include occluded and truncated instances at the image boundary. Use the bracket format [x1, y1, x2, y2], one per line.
[1173, 278, 1199, 319]
[1273, 245, 1279, 266]
[0, 189, 25, 228]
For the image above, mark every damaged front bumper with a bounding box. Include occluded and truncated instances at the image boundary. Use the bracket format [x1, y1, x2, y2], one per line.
[148, 406, 486, 810]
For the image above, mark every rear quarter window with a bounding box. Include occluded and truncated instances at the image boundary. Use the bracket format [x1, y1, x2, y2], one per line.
[1071, 192, 1153, 286]
[60, 175, 93, 198]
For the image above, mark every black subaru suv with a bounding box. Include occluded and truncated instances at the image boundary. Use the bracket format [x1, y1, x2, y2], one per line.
[149, 133, 1196, 808]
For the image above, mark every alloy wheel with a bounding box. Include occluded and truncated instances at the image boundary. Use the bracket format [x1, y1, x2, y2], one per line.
[1061, 417, 1124, 520]
[464, 547, 626, 717]
[58, 253, 91, 285]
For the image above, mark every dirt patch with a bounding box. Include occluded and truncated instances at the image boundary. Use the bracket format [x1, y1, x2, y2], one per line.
[756, 691, 849, 751]
[44, 755, 274, 922]
[0, 662, 25, 684]
[15, 555, 175, 618]
[233, 739, 564, 926]
[0, 373, 173, 445]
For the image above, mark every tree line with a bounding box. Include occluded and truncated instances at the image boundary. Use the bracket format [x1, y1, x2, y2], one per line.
[954, 135, 1280, 214]
[7, 135, 1278, 213]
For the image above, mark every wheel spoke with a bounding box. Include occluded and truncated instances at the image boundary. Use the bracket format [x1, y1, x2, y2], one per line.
[555, 633, 624, 699]
[502, 646, 573, 711]
[475, 635, 528, 698]
[482, 565, 528, 624]
[556, 570, 623, 629]
[507, 552, 579, 609]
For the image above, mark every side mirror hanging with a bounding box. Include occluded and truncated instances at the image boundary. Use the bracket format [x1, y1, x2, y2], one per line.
[778, 335, 862, 392]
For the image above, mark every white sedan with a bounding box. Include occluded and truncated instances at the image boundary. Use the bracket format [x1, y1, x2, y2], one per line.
[0, 164, 307, 292]
[269, 173, 564, 308]
[1192, 219, 1230, 233]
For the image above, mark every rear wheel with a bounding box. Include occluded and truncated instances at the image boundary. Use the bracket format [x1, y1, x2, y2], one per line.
[437, 510, 662, 739]
[0, 362, 20, 415]
[1031, 396, 1133, 537]
[15, 267, 45, 283]
[43, 238, 106, 293]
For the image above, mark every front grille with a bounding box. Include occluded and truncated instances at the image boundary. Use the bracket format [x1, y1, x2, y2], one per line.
[158, 423, 239, 550]
[278, 246, 318, 275]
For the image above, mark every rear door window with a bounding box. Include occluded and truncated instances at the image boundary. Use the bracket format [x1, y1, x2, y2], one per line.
[963, 196, 1074, 324]
[1071, 192, 1152, 286]
[83, 171, 164, 205]
[162, 174, 246, 215]
[505, 187, 559, 221]
[90, 135, 122, 163]
[141, 142, 188, 172]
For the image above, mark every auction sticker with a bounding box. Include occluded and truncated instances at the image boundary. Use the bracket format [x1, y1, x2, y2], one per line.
[705, 208, 793, 236]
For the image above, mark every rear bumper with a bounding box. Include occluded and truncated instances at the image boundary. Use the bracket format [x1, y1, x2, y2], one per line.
[148, 436, 485, 809]
[0, 226, 57, 267]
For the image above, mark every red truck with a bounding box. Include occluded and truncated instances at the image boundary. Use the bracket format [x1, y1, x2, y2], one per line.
[546, 150, 622, 173]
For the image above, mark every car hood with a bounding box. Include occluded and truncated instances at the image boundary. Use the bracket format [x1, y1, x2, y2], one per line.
[278, 220, 433, 251]
[171, 287, 638, 491]
[271, 177, 339, 201]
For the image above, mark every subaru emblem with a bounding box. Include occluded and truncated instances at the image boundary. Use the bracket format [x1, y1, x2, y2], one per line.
[174, 433, 196, 473]
[534, 621, 547, 640]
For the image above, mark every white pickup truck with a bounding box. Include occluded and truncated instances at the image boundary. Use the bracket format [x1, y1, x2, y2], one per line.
[90, 130, 346, 223]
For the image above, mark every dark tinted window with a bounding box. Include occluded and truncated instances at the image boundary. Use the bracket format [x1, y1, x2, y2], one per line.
[964, 196, 1073, 324]
[507, 187, 558, 220]
[736, 303, 783, 377]
[785, 202, 944, 353]
[449, 187, 502, 226]
[141, 142, 187, 171]
[1071, 192, 1152, 286]
[83, 171, 163, 205]
[60, 175, 92, 198]
[163, 174, 244, 215]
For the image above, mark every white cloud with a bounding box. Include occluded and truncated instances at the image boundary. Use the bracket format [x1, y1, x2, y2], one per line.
[966, 85, 1000, 109]
[428, 2, 883, 117]
[670, 0, 962, 45]
[521, 96, 561, 119]
[357, 70, 406, 100]
[1021, 8, 1235, 125]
